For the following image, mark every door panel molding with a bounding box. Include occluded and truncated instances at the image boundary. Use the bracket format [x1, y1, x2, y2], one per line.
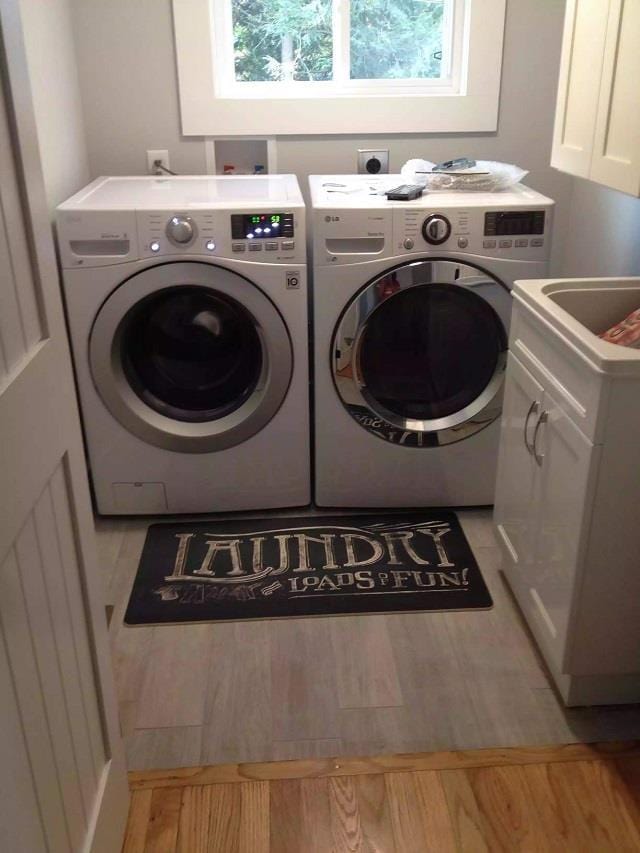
[0, 1, 130, 849]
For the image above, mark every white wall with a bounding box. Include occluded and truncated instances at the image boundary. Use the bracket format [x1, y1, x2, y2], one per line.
[69, 0, 574, 271]
[68, 0, 640, 280]
[560, 179, 640, 278]
[19, 0, 89, 210]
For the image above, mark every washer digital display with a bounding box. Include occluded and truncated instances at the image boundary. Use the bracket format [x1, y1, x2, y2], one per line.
[231, 212, 294, 240]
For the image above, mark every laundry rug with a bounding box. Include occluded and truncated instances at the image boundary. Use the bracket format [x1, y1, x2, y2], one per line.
[124, 512, 492, 625]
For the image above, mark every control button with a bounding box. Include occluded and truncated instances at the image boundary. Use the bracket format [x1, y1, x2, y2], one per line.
[515, 239, 529, 248]
[483, 239, 496, 249]
[232, 243, 246, 252]
[281, 240, 295, 250]
[403, 238, 415, 250]
[531, 238, 544, 247]
[166, 215, 196, 246]
[457, 237, 469, 249]
[265, 242, 279, 251]
[499, 239, 513, 248]
[249, 242, 262, 251]
[150, 241, 160, 253]
[205, 240, 216, 251]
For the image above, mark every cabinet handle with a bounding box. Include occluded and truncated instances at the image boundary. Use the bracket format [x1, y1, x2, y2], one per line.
[524, 400, 540, 455]
[533, 410, 548, 466]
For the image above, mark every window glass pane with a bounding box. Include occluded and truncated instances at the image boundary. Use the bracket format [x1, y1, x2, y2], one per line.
[232, 0, 333, 82]
[350, 0, 445, 80]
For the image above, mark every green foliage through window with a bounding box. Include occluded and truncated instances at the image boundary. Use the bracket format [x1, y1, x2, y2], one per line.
[233, 0, 333, 82]
[350, 0, 444, 80]
[231, 0, 445, 83]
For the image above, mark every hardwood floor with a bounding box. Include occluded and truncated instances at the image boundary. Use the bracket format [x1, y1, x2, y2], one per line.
[122, 743, 640, 852]
[98, 509, 640, 771]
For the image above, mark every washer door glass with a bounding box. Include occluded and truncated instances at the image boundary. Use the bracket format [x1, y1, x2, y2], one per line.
[90, 262, 293, 453]
[122, 287, 263, 423]
[333, 260, 510, 447]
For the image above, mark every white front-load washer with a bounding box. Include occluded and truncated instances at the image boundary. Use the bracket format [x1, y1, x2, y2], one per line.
[57, 175, 309, 514]
[310, 175, 554, 507]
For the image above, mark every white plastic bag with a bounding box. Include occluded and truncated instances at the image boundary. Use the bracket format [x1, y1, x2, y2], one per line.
[401, 159, 528, 192]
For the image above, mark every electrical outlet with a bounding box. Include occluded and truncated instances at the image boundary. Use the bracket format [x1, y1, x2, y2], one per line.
[147, 149, 170, 175]
[357, 149, 389, 175]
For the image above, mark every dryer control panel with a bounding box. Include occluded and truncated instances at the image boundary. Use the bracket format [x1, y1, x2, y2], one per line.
[394, 205, 553, 261]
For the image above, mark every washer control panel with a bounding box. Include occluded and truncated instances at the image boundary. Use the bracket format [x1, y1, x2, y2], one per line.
[136, 210, 304, 263]
[58, 210, 304, 267]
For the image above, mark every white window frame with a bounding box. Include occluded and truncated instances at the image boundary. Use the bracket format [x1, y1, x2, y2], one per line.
[173, 0, 506, 135]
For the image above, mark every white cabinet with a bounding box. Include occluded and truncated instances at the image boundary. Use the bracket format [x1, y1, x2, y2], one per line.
[495, 351, 597, 680]
[495, 277, 640, 706]
[551, 0, 640, 196]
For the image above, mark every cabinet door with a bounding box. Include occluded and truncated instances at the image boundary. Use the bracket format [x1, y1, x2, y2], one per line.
[551, 0, 611, 178]
[531, 387, 596, 670]
[494, 353, 543, 579]
[590, 0, 640, 195]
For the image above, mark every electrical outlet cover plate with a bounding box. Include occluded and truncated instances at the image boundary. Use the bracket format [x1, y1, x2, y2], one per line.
[357, 149, 389, 175]
[147, 149, 170, 175]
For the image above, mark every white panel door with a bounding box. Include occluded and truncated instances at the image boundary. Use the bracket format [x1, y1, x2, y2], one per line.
[493, 352, 544, 579]
[0, 2, 129, 852]
[551, 0, 611, 178]
[590, 0, 640, 195]
[534, 387, 597, 672]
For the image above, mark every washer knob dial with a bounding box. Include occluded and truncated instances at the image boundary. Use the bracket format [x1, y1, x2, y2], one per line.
[166, 215, 196, 245]
[422, 214, 451, 245]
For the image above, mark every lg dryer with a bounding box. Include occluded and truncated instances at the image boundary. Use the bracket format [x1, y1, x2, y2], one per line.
[310, 175, 554, 507]
[57, 175, 309, 514]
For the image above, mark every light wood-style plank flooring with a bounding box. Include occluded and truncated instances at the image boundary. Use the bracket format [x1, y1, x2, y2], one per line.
[98, 509, 640, 771]
[122, 742, 640, 852]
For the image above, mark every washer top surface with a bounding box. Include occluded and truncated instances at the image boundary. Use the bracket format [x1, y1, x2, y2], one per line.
[309, 174, 554, 210]
[58, 174, 304, 211]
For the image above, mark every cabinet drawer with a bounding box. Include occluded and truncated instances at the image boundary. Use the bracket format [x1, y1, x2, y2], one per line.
[510, 298, 606, 442]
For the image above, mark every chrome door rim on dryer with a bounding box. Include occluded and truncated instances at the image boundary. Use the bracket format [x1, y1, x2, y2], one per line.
[89, 261, 292, 453]
[332, 259, 510, 446]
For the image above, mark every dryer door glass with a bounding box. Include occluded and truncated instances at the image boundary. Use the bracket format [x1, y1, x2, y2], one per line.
[360, 283, 502, 421]
[333, 259, 510, 447]
[121, 287, 262, 423]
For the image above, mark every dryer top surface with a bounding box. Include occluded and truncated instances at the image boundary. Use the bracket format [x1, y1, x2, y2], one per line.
[58, 174, 304, 211]
[309, 175, 554, 210]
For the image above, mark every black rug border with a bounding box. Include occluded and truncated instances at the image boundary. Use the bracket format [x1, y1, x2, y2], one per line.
[124, 511, 493, 626]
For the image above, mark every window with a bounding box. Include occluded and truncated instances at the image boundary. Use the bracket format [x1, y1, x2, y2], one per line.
[173, 0, 506, 135]
[216, 0, 456, 95]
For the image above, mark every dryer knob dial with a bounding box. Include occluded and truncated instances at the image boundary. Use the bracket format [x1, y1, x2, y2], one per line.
[166, 215, 196, 245]
[422, 214, 451, 245]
